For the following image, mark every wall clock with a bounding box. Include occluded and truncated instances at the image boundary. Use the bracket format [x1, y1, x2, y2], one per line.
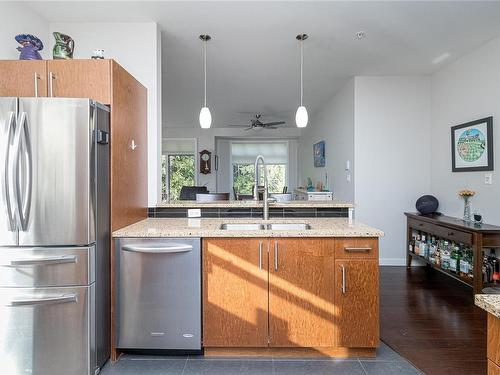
[199, 150, 212, 174]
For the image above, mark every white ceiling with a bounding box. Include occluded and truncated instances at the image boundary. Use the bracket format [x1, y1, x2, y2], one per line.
[28, 1, 500, 129]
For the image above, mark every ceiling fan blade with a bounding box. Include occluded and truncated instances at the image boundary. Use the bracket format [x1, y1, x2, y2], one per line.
[263, 121, 286, 126]
[244, 127, 254, 131]
[227, 124, 252, 127]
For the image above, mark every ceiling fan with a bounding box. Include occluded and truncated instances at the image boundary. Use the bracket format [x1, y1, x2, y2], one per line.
[227, 114, 286, 130]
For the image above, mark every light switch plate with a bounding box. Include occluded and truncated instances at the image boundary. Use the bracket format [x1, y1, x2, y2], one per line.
[346, 174, 351, 182]
[485, 173, 493, 185]
[345, 160, 350, 171]
[188, 208, 201, 218]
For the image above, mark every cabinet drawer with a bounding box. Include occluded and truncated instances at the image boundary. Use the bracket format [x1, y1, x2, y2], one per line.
[433, 226, 472, 245]
[335, 238, 378, 259]
[0, 246, 95, 287]
[408, 218, 472, 245]
[408, 218, 434, 233]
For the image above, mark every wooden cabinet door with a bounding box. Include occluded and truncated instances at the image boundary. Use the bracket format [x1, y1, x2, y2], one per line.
[335, 259, 379, 348]
[203, 238, 269, 347]
[0, 61, 47, 97]
[46, 60, 111, 104]
[109, 61, 147, 231]
[269, 238, 335, 347]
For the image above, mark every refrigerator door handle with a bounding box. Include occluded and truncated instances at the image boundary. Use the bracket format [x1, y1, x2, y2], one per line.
[0, 255, 78, 267]
[13, 112, 33, 231]
[4, 111, 17, 231]
[5, 293, 77, 307]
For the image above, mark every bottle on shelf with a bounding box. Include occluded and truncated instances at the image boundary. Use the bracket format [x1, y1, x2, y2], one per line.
[449, 244, 459, 274]
[420, 234, 427, 258]
[459, 247, 470, 277]
[441, 241, 450, 270]
[467, 249, 474, 280]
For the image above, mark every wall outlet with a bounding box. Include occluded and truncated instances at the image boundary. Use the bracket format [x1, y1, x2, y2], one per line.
[187, 208, 201, 218]
[485, 173, 493, 185]
[346, 174, 351, 182]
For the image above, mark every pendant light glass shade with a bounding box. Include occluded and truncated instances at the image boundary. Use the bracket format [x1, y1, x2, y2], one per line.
[295, 105, 308, 128]
[199, 34, 211, 128]
[295, 34, 308, 128]
[199, 106, 212, 129]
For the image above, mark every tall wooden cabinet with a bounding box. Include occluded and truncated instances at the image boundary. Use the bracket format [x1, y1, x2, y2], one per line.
[203, 237, 379, 355]
[0, 59, 148, 361]
[0, 59, 147, 232]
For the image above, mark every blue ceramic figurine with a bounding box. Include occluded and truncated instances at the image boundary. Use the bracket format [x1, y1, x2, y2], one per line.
[15, 34, 44, 60]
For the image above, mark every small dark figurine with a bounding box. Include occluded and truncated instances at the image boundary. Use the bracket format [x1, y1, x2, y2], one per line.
[15, 34, 44, 60]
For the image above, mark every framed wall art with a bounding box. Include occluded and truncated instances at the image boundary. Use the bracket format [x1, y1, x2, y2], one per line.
[451, 116, 493, 172]
[313, 140, 325, 167]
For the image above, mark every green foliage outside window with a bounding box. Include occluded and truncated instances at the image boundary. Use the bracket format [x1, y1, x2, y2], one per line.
[233, 164, 286, 195]
[162, 154, 195, 201]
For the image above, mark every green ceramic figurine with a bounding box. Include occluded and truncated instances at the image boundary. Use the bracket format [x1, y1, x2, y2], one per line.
[52, 32, 74, 59]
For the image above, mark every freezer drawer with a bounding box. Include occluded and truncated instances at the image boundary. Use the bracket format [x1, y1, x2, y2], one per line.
[0, 246, 95, 287]
[117, 238, 201, 350]
[0, 285, 95, 375]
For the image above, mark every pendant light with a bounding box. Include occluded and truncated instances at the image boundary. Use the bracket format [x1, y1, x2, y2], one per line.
[295, 33, 308, 128]
[199, 34, 212, 129]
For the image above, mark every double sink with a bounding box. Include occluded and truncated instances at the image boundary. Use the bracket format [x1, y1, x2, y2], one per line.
[220, 223, 311, 231]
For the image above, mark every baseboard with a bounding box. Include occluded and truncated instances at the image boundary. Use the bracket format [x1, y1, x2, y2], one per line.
[379, 258, 426, 266]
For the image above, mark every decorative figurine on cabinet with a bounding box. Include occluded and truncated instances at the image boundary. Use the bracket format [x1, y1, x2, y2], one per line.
[199, 150, 212, 174]
[15, 34, 44, 60]
[52, 32, 74, 59]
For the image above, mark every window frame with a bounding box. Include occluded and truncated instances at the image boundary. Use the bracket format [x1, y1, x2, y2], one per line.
[162, 137, 198, 201]
[229, 140, 289, 195]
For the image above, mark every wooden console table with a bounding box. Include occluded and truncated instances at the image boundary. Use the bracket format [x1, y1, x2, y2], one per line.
[405, 212, 500, 295]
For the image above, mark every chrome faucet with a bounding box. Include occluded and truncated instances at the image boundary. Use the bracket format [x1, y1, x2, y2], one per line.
[253, 155, 272, 220]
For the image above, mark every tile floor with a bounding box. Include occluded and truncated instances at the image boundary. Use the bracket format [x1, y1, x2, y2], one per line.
[100, 341, 422, 375]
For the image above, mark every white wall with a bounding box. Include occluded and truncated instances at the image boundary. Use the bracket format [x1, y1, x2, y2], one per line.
[298, 79, 355, 201]
[164, 127, 301, 194]
[49, 22, 162, 206]
[430, 35, 500, 225]
[0, 3, 49, 59]
[354, 76, 431, 265]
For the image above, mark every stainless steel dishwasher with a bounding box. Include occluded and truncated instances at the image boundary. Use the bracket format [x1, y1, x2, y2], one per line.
[116, 238, 201, 350]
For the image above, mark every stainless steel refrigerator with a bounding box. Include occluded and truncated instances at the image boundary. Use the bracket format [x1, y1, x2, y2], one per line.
[0, 98, 111, 375]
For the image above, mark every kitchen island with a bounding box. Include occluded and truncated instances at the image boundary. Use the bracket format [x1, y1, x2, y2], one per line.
[113, 217, 383, 359]
[476, 295, 500, 374]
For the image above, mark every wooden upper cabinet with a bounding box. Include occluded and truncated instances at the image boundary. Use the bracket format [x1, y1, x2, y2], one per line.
[47, 60, 111, 104]
[335, 259, 379, 348]
[269, 238, 335, 347]
[0, 60, 47, 97]
[203, 238, 269, 347]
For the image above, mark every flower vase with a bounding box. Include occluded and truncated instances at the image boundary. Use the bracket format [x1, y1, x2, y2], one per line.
[463, 196, 472, 223]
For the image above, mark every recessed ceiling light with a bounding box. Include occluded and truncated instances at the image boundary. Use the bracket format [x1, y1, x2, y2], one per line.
[432, 52, 451, 64]
[355, 31, 365, 39]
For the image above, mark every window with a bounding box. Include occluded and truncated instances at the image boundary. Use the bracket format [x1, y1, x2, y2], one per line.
[231, 142, 288, 195]
[162, 138, 197, 201]
[163, 155, 195, 200]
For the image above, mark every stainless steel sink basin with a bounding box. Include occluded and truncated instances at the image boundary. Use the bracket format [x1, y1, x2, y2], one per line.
[220, 223, 265, 231]
[266, 223, 311, 230]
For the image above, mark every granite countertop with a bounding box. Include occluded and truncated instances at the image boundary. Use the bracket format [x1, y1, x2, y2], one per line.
[157, 200, 355, 208]
[475, 294, 500, 318]
[113, 218, 383, 238]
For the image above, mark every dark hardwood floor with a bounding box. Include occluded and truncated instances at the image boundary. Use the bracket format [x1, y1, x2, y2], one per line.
[380, 266, 487, 375]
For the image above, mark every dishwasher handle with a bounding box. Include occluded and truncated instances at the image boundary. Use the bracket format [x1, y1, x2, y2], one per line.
[122, 244, 193, 254]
